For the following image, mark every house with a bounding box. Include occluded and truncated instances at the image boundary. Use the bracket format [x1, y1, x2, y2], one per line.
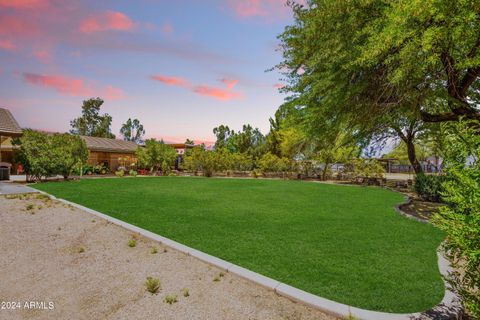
[81, 136, 138, 170]
[0, 108, 23, 175]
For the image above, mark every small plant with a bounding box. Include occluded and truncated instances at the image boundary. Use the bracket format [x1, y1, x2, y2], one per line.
[26, 204, 34, 210]
[129, 169, 138, 177]
[182, 288, 189, 297]
[219, 272, 225, 278]
[78, 246, 85, 253]
[213, 275, 220, 282]
[163, 248, 168, 253]
[164, 295, 178, 304]
[128, 238, 137, 247]
[91, 219, 96, 223]
[150, 246, 158, 254]
[115, 170, 125, 177]
[145, 277, 161, 294]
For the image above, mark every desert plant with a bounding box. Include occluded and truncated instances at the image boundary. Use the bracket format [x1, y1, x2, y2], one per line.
[414, 174, 446, 202]
[78, 246, 85, 253]
[150, 246, 158, 254]
[129, 169, 138, 177]
[145, 277, 161, 294]
[128, 238, 136, 247]
[164, 295, 177, 304]
[182, 288, 189, 297]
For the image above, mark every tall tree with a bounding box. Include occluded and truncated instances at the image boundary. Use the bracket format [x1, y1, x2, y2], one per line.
[120, 118, 145, 143]
[213, 125, 233, 150]
[184, 138, 194, 145]
[70, 98, 115, 138]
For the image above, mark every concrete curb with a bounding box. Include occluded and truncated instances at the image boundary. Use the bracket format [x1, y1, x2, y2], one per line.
[34, 189, 462, 320]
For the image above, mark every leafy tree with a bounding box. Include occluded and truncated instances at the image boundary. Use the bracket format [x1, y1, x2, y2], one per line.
[184, 138, 194, 145]
[70, 98, 115, 138]
[14, 130, 88, 181]
[258, 152, 290, 173]
[182, 146, 219, 177]
[266, 115, 282, 157]
[50, 134, 88, 179]
[432, 120, 480, 317]
[136, 139, 177, 174]
[120, 118, 145, 143]
[213, 125, 233, 150]
[277, 0, 480, 174]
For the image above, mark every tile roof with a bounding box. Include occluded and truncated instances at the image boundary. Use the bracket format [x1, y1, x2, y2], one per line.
[0, 107, 22, 136]
[81, 136, 138, 153]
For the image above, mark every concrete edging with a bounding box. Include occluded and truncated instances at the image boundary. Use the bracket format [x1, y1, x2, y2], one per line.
[34, 189, 462, 320]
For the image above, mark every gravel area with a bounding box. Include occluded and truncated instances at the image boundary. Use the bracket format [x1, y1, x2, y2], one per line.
[0, 194, 336, 320]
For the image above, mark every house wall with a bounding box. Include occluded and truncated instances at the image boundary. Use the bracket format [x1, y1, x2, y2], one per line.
[87, 151, 137, 170]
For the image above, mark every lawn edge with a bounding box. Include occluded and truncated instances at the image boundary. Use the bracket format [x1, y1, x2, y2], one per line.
[34, 189, 462, 320]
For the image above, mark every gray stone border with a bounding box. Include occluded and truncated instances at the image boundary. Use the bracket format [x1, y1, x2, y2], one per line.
[33, 189, 462, 320]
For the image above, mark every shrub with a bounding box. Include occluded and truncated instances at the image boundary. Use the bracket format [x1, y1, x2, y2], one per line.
[128, 238, 136, 247]
[432, 120, 480, 318]
[115, 170, 125, 177]
[414, 174, 446, 202]
[129, 169, 138, 177]
[182, 288, 189, 297]
[150, 246, 158, 254]
[145, 277, 161, 294]
[164, 295, 177, 304]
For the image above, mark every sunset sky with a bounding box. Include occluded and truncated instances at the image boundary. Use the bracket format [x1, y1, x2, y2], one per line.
[0, 0, 295, 144]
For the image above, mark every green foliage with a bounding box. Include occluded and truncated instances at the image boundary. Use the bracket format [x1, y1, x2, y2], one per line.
[129, 169, 138, 177]
[432, 120, 480, 317]
[414, 174, 445, 203]
[145, 277, 161, 294]
[213, 124, 266, 158]
[127, 238, 136, 247]
[136, 139, 177, 174]
[120, 118, 145, 143]
[164, 295, 177, 304]
[257, 152, 290, 173]
[115, 170, 124, 177]
[14, 130, 88, 181]
[150, 246, 158, 254]
[348, 159, 385, 181]
[70, 98, 115, 138]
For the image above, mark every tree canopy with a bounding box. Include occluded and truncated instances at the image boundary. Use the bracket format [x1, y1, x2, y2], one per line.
[70, 98, 115, 138]
[120, 118, 145, 143]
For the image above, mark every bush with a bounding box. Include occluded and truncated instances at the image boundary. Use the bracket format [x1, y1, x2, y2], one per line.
[432, 120, 480, 318]
[145, 277, 161, 294]
[115, 170, 125, 177]
[414, 174, 445, 202]
[129, 169, 138, 177]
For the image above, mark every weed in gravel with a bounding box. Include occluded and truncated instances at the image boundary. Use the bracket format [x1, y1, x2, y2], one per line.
[164, 295, 177, 304]
[78, 246, 85, 253]
[145, 277, 161, 294]
[91, 219, 96, 223]
[26, 204, 34, 211]
[182, 288, 189, 297]
[150, 246, 158, 254]
[213, 275, 220, 282]
[128, 238, 137, 247]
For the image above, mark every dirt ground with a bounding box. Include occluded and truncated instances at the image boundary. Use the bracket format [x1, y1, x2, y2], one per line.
[0, 194, 336, 320]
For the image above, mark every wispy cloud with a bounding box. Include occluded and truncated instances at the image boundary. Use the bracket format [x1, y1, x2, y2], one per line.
[79, 11, 135, 33]
[225, 0, 298, 20]
[0, 39, 15, 51]
[151, 74, 241, 101]
[0, 0, 48, 9]
[151, 75, 189, 87]
[193, 85, 240, 101]
[23, 72, 125, 100]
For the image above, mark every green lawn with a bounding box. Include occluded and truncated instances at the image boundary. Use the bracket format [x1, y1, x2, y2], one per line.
[33, 177, 445, 313]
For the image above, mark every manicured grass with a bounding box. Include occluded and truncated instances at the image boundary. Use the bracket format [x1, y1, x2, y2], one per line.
[33, 177, 445, 312]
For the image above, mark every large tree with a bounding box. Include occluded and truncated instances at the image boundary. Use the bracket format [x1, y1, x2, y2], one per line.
[120, 118, 145, 143]
[70, 98, 115, 138]
[277, 0, 480, 173]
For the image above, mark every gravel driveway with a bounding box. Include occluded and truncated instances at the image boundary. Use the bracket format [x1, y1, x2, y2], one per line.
[0, 193, 335, 320]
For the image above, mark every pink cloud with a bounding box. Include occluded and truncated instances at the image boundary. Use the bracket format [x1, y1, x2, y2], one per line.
[225, 0, 299, 19]
[32, 49, 52, 63]
[161, 22, 173, 34]
[220, 78, 238, 89]
[0, 39, 15, 51]
[80, 11, 134, 33]
[151, 75, 189, 87]
[23, 73, 125, 100]
[273, 83, 285, 89]
[0, 0, 48, 9]
[193, 85, 240, 101]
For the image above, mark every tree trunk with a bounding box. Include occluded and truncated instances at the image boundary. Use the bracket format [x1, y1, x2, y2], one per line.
[406, 137, 423, 175]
